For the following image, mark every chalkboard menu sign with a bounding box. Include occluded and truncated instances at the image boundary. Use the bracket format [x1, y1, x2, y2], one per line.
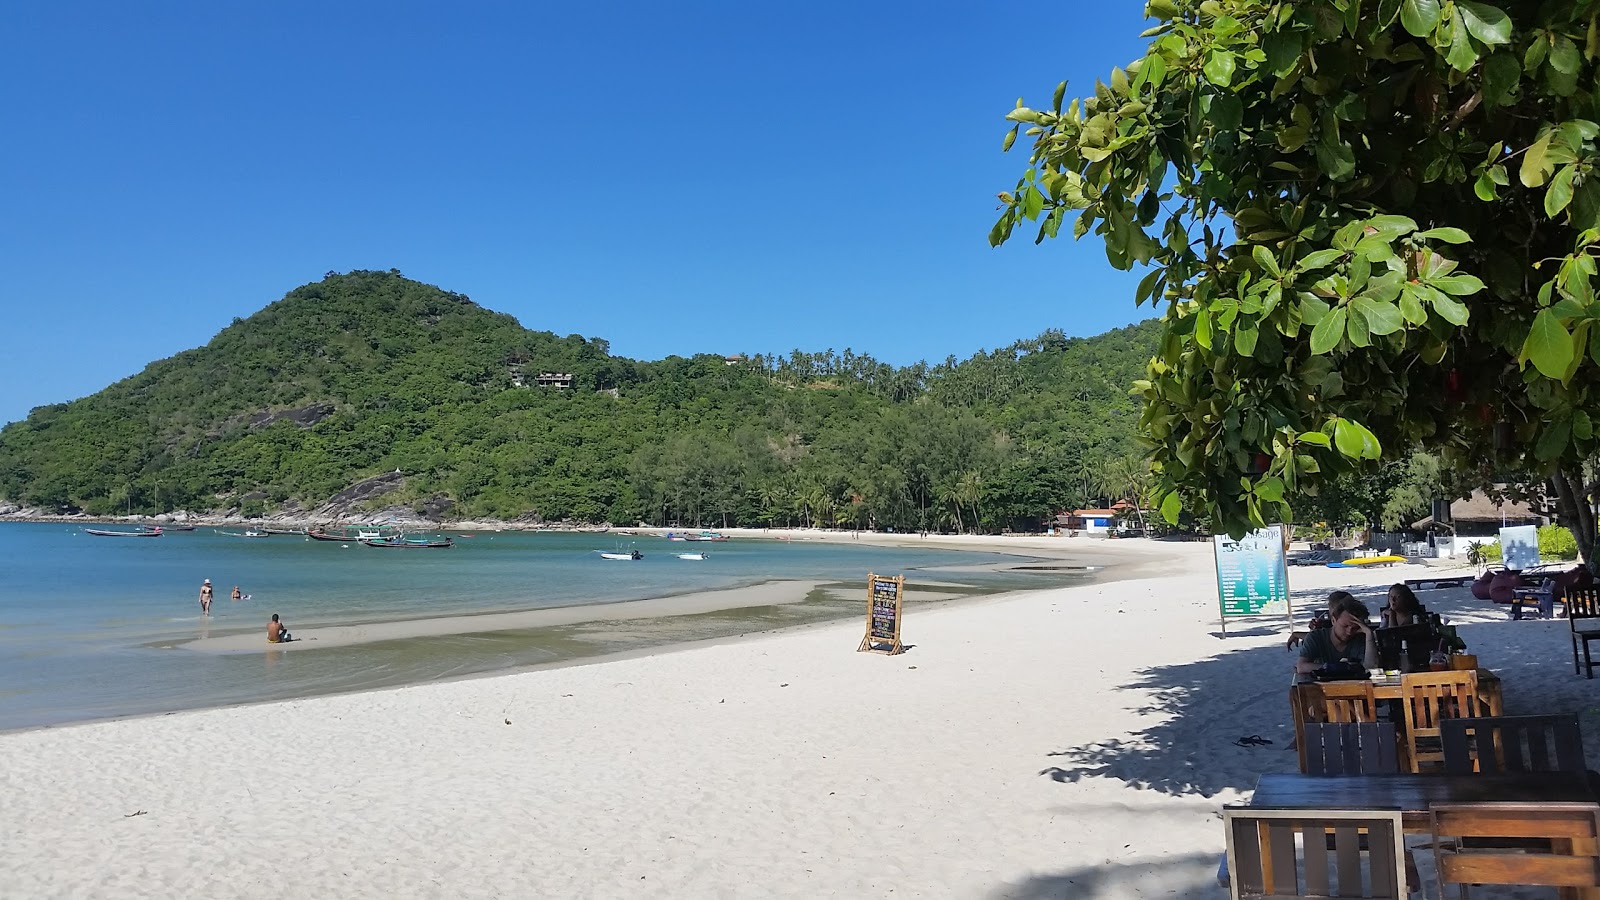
[857, 573, 905, 655]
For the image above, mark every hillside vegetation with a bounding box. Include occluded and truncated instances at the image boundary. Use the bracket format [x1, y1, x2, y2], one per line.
[0, 271, 1157, 530]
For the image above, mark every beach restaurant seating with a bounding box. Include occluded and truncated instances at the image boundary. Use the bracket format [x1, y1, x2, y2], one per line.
[1302, 722, 1400, 776]
[1399, 670, 1482, 774]
[1431, 803, 1600, 895]
[1569, 588, 1600, 679]
[1290, 683, 1379, 773]
[1223, 806, 1407, 900]
[1442, 714, 1587, 777]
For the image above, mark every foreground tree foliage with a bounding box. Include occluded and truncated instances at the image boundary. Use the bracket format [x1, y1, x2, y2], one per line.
[0, 271, 1157, 531]
[993, 0, 1600, 560]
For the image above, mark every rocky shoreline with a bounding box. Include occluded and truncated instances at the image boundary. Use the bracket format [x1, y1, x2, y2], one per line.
[0, 503, 615, 533]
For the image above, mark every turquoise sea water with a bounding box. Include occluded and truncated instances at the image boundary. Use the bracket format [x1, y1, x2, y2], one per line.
[0, 523, 1068, 730]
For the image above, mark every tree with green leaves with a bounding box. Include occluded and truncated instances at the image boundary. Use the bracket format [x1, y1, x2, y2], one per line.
[993, 0, 1600, 563]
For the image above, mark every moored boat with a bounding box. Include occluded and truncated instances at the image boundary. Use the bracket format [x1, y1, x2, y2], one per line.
[676, 552, 708, 560]
[365, 536, 454, 549]
[596, 549, 643, 560]
[83, 526, 162, 537]
[307, 525, 401, 543]
[218, 529, 271, 538]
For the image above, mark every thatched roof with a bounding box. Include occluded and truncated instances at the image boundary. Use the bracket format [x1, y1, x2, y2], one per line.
[1411, 490, 1543, 530]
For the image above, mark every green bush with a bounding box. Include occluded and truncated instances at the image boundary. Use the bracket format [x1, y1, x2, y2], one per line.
[1539, 525, 1579, 561]
[1466, 541, 1502, 564]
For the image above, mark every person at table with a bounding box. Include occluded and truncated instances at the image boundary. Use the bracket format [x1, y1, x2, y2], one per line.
[1381, 583, 1425, 628]
[1295, 599, 1379, 674]
[1285, 590, 1356, 650]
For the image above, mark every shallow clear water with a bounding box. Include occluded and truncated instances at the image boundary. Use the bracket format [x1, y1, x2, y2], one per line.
[0, 524, 1072, 730]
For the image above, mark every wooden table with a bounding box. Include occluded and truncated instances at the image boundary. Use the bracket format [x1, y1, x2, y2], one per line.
[1368, 668, 1505, 715]
[1251, 772, 1598, 834]
[1250, 773, 1600, 897]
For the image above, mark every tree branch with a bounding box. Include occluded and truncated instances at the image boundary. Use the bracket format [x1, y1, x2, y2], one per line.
[1444, 91, 1483, 133]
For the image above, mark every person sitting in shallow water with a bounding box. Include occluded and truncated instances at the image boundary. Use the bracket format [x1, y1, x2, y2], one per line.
[1286, 590, 1355, 650]
[267, 614, 292, 644]
[1296, 598, 1379, 674]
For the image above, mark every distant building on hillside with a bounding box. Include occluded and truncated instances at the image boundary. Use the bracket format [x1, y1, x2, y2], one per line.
[534, 373, 574, 389]
[724, 355, 746, 366]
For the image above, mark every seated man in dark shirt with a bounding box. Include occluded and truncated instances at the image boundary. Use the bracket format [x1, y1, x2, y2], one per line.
[1286, 590, 1355, 650]
[1295, 599, 1378, 675]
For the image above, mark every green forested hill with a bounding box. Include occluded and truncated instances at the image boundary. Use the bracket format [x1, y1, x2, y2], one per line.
[0, 271, 1159, 530]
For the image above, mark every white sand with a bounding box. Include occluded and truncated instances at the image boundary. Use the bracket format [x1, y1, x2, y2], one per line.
[4, 540, 1595, 898]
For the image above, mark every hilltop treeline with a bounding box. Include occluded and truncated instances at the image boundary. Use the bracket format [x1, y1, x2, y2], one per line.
[0, 271, 1157, 530]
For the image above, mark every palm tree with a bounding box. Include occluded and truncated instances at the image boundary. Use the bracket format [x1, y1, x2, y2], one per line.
[957, 471, 984, 533]
[938, 482, 965, 534]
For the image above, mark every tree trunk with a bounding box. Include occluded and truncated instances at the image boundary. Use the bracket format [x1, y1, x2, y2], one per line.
[1551, 467, 1598, 573]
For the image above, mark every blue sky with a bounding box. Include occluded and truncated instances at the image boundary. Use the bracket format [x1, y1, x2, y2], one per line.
[0, 1, 1153, 425]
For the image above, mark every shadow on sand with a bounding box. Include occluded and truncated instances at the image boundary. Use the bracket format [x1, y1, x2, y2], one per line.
[988, 851, 1222, 899]
[1039, 579, 1600, 798]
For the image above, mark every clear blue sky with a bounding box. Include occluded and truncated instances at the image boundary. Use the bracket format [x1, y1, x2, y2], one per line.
[0, 1, 1153, 425]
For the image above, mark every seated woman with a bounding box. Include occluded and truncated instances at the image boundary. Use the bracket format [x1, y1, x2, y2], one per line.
[1295, 598, 1379, 674]
[1381, 583, 1425, 628]
[1286, 590, 1355, 650]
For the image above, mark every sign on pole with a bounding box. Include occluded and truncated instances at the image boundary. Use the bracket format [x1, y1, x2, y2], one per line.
[1213, 525, 1293, 636]
[1499, 524, 1539, 570]
[858, 573, 905, 655]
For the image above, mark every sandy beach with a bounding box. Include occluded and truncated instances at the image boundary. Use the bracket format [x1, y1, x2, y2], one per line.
[4, 536, 1595, 898]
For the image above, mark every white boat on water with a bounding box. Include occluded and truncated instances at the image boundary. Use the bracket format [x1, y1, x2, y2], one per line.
[595, 549, 642, 560]
[676, 552, 708, 561]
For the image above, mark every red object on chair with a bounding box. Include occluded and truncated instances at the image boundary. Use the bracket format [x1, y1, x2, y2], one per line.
[1488, 571, 1521, 605]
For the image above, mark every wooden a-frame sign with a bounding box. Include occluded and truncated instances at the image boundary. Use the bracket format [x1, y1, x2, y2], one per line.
[858, 572, 905, 655]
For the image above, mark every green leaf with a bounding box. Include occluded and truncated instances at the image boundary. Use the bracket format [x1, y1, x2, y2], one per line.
[1346, 304, 1372, 347]
[1297, 249, 1344, 270]
[1297, 431, 1332, 448]
[1456, 2, 1511, 45]
[1159, 490, 1181, 523]
[1351, 297, 1404, 335]
[1430, 293, 1471, 325]
[1400, 0, 1441, 36]
[1550, 36, 1581, 75]
[1430, 274, 1486, 296]
[1415, 227, 1470, 244]
[1203, 50, 1237, 86]
[1521, 132, 1554, 187]
[1195, 309, 1214, 350]
[1399, 286, 1428, 324]
[1444, 8, 1479, 71]
[1262, 31, 1302, 75]
[1236, 326, 1259, 356]
[1546, 165, 1577, 217]
[1309, 306, 1347, 354]
[1333, 418, 1382, 459]
[1535, 419, 1572, 462]
[1255, 476, 1285, 503]
[1522, 308, 1576, 379]
[1252, 245, 1282, 278]
[1002, 124, 1019, 152]
[1481, 52, 1521, 106]
[1575, 411, 1594, 442]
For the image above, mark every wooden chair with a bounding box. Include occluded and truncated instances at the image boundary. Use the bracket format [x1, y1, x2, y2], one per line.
[1224, 806, 1407, 900]
[1442, 714, 1587, 776]
[1431, 803, 1600, 897]
[1304, 721, 1401, 775]
[1570, 588, 1600, 679]
[1400, 670, 1481, 774]
[1291, 682, 1379, 773]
